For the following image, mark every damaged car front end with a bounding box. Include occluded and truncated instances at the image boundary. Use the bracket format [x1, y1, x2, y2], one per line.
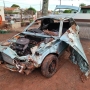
[0, 15, 69, 77]
[0, 5, 89, 78]
[0, 26, 68, 76]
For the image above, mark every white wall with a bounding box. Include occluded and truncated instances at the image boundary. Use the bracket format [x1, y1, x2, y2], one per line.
[0, 6, 5, 21]
[62, 13, 90, 20]
[11, 22, 21, 29]
[13, 7, 20, 13]
[73, 13, 90, 19]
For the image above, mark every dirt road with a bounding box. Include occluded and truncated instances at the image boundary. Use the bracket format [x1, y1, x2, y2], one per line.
[0, 32, 90, 90]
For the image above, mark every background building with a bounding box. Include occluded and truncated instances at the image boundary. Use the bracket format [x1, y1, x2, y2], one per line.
[0, 6, 5, 21]
[0, 6, 5, 27]
[80, 5, 90, 13]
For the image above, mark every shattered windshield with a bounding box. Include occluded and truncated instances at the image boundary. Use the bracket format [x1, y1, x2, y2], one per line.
[26, 18, 60, 36]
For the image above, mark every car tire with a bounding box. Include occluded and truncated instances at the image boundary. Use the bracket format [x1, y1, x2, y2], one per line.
[41, 54, 58, 78]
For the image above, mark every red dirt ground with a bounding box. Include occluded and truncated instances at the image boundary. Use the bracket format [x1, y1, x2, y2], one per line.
[0, 32, 90, 90]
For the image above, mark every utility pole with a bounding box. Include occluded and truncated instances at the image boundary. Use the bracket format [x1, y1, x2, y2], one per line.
[20, 9, 22, 22]
[71, 0, 73, 6]
[60, 0, 61, 5]
[42, 0, 49, 16]
[3, 0, 5, 8]
[40, 0, 42, 17]
[40, 0, 41, 11]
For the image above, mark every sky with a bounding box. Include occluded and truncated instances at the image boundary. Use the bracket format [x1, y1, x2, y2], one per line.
[0, 0, 90, 10]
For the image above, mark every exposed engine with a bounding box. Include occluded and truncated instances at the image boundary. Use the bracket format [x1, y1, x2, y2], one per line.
[10, 34, 44, 56]
[10, 38, 30, 56]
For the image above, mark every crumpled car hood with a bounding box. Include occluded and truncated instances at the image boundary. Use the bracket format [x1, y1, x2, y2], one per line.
[60, 24, 89, 76]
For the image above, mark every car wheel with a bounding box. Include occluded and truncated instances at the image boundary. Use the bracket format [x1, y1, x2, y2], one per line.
[41, 54, 58, 78]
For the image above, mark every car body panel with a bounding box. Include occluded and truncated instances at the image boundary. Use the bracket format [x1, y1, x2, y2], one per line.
[60, 24, 89, 76]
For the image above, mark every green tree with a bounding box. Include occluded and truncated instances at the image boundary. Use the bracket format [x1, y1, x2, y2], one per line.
[28, 7, 36, 14]
[63, 10, 72, 13]
[79, 3, 86, 7]
[24, 7, 36, 15]
[11, 4, 20, 8]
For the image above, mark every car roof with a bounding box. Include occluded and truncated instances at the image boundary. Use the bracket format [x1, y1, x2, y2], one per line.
[37, 5, 80, 21]
[54, 5, 81, 12]
[37, 14, 74, 21]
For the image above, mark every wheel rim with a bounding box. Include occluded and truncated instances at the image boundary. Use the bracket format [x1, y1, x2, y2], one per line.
[48, 59, 56, 74]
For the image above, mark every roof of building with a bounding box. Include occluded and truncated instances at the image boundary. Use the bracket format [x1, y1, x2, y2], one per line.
[4, 7, 19, 11]
[81, 5, 90, 9]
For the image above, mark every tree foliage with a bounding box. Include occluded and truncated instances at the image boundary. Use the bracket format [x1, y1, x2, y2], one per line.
[24, 7, 36, 15]
[11, 4, 20, 8]
[63, 10, 72, 13]
[28, 7, 36, 15]
[79, 3, 86, 7]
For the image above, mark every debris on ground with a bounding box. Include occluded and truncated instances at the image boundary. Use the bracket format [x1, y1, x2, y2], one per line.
[0, 29, 11, 34]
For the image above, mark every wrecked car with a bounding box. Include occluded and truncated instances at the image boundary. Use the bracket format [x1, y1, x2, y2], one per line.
[0, 5, 89, 78]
